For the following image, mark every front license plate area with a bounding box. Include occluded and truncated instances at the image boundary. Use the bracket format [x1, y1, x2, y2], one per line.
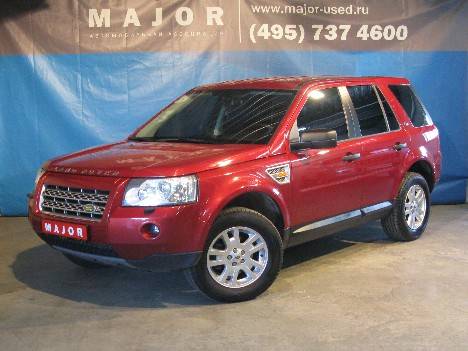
[41, 220, 88, 241]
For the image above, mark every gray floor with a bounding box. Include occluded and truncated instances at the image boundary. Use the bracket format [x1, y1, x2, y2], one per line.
[1, 205, 467, 351]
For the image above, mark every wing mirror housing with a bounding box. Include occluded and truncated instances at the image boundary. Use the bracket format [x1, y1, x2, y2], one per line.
[290, 129, 338, 151]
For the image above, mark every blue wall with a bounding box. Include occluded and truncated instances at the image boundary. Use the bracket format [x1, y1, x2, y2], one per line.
[0, 51, 466, 215]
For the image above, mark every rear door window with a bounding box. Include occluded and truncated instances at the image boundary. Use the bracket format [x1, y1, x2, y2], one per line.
[376, 88, 400, 131]
[296, 87, 349, 141]
[388, 85, 431, 127]
[347, 85, 388, 136]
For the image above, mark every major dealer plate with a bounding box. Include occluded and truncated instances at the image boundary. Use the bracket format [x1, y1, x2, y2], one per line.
[41, 219, 88, 241]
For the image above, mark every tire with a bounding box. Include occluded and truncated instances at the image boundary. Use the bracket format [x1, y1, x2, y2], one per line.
[381, 172, 431, 241]
[63, 253, 109, 269]
[189, 207, 283, 302]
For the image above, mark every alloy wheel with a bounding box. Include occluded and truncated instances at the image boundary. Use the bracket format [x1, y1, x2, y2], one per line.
[207, 226, 269, 288]
[404, 184, 427, 230]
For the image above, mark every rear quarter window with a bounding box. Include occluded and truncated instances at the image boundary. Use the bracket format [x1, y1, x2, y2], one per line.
[388, 85, 432, 127]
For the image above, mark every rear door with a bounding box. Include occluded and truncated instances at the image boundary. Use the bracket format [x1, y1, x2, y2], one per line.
[345, 84, 410, 207]
[289, 86, 364, 227]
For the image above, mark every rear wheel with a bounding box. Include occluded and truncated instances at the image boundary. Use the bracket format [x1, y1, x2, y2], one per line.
[63, 253, 109, 269]
[381, 172, 431, 241]
[189, 207, 283, 302]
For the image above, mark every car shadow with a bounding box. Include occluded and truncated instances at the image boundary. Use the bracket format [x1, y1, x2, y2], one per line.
[11, 221, 390, 308]
[11, 244, 212, 308]
[283, 220, 389, 268]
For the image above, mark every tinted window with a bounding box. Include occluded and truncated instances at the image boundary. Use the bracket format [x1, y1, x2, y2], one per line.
[377, 88, 399, 130]
[389, 85, 429, 127]
[296, 88, 349, 141]
[133, 89, 296, 144]
[348, 85, 388, 136]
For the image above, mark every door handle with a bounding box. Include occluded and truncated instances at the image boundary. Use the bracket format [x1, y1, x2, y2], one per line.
[393, 142, 408, 151]
[342, 152, 361, 162]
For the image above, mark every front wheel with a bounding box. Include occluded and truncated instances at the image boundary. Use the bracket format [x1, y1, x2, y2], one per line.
[189, 207, 283, 302]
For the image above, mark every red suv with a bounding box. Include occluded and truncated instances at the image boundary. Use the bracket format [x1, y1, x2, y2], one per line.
[29, 76, 441, 302]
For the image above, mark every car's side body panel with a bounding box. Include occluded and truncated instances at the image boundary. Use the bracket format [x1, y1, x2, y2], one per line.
[289, 138, 364, 225]
[359, 129, 411, 206]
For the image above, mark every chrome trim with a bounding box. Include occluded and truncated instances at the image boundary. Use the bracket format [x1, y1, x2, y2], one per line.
[39, 211, 102, 222]
[294, 210, 361, 234]
[40, 184, 109, 221]
[361, 201, 392, 215]
[293, 201, 393, 234]
[41, 200, 104, 216]
[42, 189, 108, 203]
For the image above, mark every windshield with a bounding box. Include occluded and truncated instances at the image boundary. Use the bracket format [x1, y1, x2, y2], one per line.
[131, 89, 297, 144]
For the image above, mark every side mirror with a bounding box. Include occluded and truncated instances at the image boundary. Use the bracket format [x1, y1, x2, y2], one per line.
[290, 129, 338, 151]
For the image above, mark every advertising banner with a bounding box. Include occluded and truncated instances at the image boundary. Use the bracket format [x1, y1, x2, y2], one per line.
[0, 0, 467, 214]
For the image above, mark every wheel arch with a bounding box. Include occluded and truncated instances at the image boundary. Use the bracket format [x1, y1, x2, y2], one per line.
[204, 187, 290, 243]
[221, 191, 286, 234]
[407, 159, 436, 192]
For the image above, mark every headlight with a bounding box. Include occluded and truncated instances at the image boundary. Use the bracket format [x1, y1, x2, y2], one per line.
[123, 175, 198, 206]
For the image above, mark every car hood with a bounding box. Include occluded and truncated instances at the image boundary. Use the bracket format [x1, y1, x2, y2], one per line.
[47, 141, 269, 178]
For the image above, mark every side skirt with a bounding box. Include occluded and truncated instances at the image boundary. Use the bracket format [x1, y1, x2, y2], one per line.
[286, 201, 393, 248]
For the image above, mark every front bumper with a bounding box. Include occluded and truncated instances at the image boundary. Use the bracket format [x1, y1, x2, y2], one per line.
[55, 245, 201, 271]
[29, 172, 208, 270]
[35, 230, 202, 271]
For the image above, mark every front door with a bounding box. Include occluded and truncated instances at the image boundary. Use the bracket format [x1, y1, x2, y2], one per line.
[290, 86, 364, 230]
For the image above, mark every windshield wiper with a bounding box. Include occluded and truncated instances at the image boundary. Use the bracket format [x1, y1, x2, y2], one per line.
[151, 137, 221, 144]
[128, 136, 156, 142]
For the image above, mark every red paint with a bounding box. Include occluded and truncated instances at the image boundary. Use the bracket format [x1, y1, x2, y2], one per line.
[29, 76, 441, 262]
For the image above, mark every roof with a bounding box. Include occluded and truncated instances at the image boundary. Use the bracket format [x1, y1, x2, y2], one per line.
[196, 76, 409, 90]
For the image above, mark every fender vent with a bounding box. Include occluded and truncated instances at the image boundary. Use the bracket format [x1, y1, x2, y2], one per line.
[266, 164, 290, 184]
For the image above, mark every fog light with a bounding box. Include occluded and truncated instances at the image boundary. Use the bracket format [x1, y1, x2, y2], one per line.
[142, 223, 160, 238]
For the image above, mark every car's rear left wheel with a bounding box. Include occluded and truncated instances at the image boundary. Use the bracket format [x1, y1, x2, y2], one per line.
[381, 172, 431, 241]
[189, 207, 283, 302]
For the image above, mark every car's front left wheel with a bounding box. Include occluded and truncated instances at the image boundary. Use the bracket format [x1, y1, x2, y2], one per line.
[189, 207, 283, 302]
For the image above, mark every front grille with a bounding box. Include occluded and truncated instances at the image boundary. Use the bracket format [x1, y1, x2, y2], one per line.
[40, 184, 110, 220]
[38, 233, 118, 257]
